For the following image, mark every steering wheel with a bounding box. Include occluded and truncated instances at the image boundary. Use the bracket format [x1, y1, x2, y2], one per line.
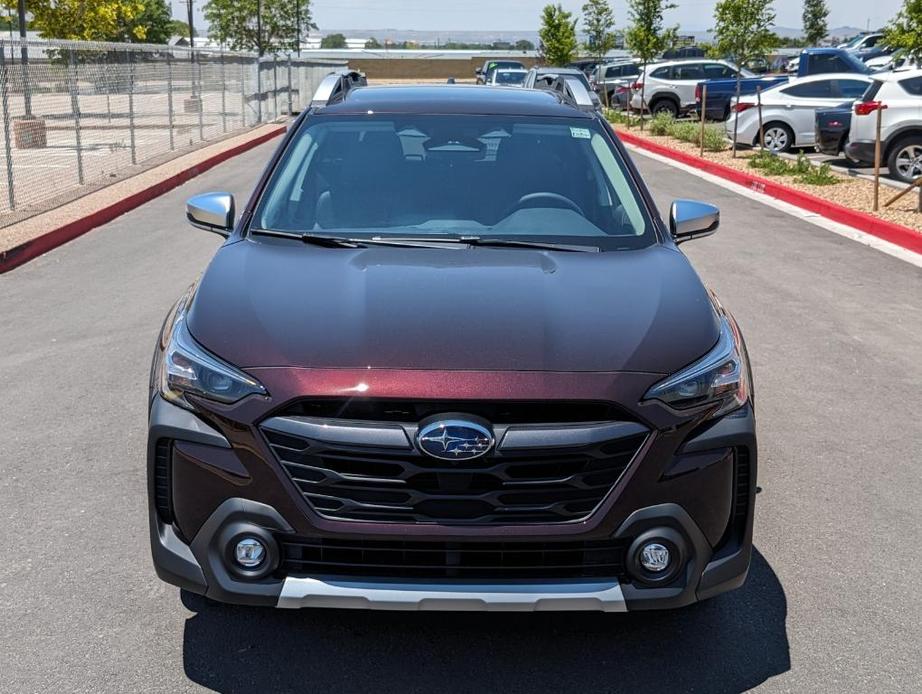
[503, 192, 585, 219]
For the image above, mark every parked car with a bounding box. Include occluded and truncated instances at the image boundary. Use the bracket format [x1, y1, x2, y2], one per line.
[696, 49, 871, 122]
[696, 75, 790, 121]
[847, 69, 922, 182]
[726, 73, 873, 152]
[567, 58, 603, 77]
[839, 32, 885, 53]
[592, 60, 641, 105]
[488, 68, 528, 87]
[814, 105, 855, 158]
[475, 60, 525, 84]
[524, 66, 592, 91]
[630, 59, 751, 116]
[150, 80, 757, 612]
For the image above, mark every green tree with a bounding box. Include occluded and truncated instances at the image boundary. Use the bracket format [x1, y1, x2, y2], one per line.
[170, 19, 198, 39]
[884, 0, 922, 63]
[204, 0, 315, 53]
[802, 0, 829, 46]
[0, 0, 168, 42]
[320, 32, 347, 49]
[712, 0, 777, 155]
[515, 39, 536, 51]
[582, 0, 617, 60]
[365, 37, 382, 49]
[625, 0, 677, 129]
[538, 4, 578, 66]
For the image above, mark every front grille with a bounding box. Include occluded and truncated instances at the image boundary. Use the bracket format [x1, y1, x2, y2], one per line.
[279, 537, 629, 579]
[153, 439, 173, 523]
[263, 427, 646, 525]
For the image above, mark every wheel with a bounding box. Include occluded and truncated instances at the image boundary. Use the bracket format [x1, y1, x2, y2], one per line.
[761, 123, 793, 153]
[650, 98, 678, 117]
[887, 136, 922, 183]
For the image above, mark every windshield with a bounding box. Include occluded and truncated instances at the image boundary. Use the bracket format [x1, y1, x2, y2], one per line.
[494, 71, 526, 85]
[253, 114, 655, 250]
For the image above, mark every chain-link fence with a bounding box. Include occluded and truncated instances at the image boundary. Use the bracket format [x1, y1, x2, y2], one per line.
[0, 38, 346, 227]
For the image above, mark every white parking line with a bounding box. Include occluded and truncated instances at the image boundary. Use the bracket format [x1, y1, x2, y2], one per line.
[628, 144, 922, 269]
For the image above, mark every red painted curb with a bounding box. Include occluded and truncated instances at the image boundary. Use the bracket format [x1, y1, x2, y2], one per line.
[616, 128, 922, 256]
[0, 125, 286, 274]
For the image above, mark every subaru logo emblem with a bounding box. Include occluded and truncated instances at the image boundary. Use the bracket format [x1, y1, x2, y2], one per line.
[416, 419, 494, 461]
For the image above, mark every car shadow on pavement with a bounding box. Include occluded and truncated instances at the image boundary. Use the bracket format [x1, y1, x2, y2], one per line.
[182, 548, 789, 694]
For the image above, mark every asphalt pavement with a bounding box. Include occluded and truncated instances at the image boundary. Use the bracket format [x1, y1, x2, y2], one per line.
[1, 139, 920, 693]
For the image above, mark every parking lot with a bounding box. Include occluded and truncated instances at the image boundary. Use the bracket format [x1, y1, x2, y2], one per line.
[1, 139, 920, 692]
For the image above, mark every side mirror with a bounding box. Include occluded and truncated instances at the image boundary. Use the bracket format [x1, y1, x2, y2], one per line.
[186, 192, 235, 236]
[475, 67, 483, 75]
[669, 199, 719, 244]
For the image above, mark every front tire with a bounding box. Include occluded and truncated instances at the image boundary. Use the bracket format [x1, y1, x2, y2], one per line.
[887, 135, 922, 183]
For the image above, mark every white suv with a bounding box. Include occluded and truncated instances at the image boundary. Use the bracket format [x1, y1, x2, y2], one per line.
[846, 69, 922, 182]
[629, 59, 750, 116]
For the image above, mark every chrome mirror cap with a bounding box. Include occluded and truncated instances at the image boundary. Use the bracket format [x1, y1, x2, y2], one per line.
[186, 192, 235, 236]
[669, 200, 720, 244]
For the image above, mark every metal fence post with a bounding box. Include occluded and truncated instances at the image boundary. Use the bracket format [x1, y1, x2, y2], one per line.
[286, 55, 293, 115]
[166, 52, 175, 150]
[256, 58, 263, 123]
[220, 50, 227, 132]
[196, 51, 204, 141]
[128, 49, 137, 165]
[241, 58, 248, 128]
[68, 48, 84, 185]
[273, 55, 278, 119]
[0, 42, 15, 210]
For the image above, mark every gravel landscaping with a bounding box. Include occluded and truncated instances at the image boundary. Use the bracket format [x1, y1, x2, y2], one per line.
[610, 117, 922, 235]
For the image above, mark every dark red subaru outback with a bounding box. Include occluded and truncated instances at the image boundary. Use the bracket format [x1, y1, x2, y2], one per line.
[148, 82, 756, 611]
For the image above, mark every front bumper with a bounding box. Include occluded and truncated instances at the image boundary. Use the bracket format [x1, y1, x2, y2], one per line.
[149, 388, 757, 611]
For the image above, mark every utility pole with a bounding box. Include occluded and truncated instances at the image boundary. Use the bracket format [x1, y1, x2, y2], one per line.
[257, 0, 263, 56]
[295, 0, 301, 55]
[186, 0, 195, 51]
[17, 0, 30, 116]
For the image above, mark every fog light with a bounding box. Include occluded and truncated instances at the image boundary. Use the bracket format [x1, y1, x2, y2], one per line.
[639, 542, 671, 573]
[234, 537, 266, 568]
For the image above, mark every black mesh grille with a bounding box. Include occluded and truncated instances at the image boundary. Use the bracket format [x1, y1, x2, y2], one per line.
[262, 427, 646, 525]
[153, 439, 173, 523]
[733, 447, 752, 523]
[278, 537, 629, 579]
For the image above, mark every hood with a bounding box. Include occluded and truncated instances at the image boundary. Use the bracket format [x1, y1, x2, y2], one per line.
[188, 238, 720, 374]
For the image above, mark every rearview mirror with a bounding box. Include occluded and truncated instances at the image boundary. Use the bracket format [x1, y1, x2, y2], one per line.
[187, 192, 235, 236]
[669, 199, 719, 244]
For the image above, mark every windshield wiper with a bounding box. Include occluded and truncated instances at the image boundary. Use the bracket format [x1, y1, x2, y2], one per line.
[464, 238, 600, 253]
[251, 229, 462, 249]
[371, 236, 601, 252]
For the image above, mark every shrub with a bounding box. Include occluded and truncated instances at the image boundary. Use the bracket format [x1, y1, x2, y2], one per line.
[796, 162, 839, 186]
[748, 150, 791, 176]
[668, 120, 699, 143]
[700, 125, 728, 152]
[649, 111, 675, 136]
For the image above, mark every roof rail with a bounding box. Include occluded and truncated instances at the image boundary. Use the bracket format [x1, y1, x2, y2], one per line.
[310, 69, 367, 109]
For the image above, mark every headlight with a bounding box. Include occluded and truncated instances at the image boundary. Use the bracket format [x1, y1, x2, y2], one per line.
[159, 301, 267, 409]
[644, 317, 749, 418]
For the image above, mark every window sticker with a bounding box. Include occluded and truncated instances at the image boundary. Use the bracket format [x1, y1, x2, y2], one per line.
[570, 127, 591, 139]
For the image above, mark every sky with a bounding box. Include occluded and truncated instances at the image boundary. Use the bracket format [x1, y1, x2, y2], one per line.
[173, 0, 906, 35]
